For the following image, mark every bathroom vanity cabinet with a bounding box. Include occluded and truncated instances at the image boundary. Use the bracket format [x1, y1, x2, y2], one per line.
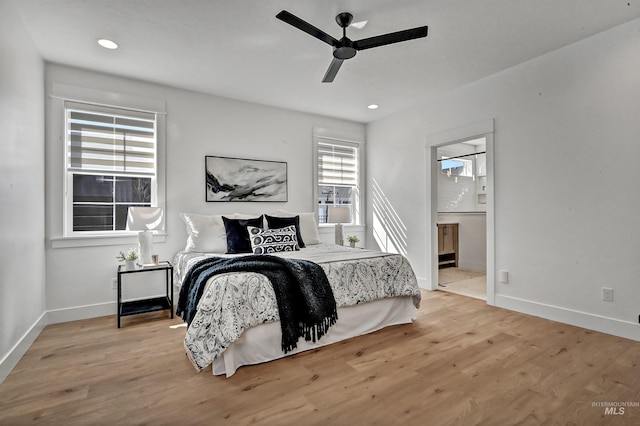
[438, 223, 458, 268]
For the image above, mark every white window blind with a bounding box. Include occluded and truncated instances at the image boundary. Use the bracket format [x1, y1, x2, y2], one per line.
[317, 141, 358, 187]
[66, 104, 156, 176]
[64, 102, 158, 233]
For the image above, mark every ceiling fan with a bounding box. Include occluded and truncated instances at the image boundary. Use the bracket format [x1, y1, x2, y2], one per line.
[276, 10, 428, 83]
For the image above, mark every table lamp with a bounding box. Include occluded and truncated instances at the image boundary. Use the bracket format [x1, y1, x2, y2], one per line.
[328, 206, 351, 246]
[126, 207, 164, 265]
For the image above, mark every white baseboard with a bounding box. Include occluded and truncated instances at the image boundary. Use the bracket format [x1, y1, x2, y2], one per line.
[495, 294, 640, 341]
[46, 291, 179, 325]
[0, 312, 47, 384]
[47, 301, 116, 325]
[417, 277, 429, 290]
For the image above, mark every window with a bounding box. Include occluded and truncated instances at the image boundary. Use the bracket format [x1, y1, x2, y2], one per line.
[64, 103, 157, 234]
[440, 156, 473, 177]
[315, 138, 362, 224]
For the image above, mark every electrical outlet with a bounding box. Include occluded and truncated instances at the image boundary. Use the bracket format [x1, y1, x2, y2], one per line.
[112, 278, 117, 290]
[602, 287, 613, 302]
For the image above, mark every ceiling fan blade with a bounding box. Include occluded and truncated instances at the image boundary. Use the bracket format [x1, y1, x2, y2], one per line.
[322, 58, 344, 83]
[276, 10, 339, 47]
[354, 26, 428, 50]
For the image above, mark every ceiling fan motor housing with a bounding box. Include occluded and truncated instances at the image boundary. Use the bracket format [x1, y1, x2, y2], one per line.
[334, 38, 357, 59]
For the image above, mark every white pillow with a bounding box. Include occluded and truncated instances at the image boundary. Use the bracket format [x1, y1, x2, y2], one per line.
[275, 210, 321, 245]
[232, 213, 263, 219]
[180, 213, 229, 253]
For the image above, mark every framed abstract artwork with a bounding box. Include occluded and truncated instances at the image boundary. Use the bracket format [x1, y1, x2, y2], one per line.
[205, 156, 288, 202]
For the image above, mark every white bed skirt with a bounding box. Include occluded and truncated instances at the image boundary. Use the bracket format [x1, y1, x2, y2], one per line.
[212, 296, 417, 377]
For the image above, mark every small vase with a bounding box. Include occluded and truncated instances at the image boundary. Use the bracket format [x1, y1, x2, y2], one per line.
[125, 260, 137, 271]
[350, 242, 356, 248]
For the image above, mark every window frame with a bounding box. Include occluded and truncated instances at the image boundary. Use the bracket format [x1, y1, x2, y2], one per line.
[48, 83, 167, 248]
[312, 128, 365, 226]
[63, 102, 158, 236]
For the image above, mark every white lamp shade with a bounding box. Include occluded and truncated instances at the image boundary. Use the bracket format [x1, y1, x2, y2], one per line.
[126, 207, 163, 265]
[327, 206, 351, 224]
[327, 206, 350, 246]
[126, 207, 164, 231]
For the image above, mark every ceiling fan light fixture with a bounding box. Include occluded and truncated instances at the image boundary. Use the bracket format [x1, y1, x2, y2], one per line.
[350, 20, 368, 30]
[97, 38, 118, 50]
[334, 44, 357, 60]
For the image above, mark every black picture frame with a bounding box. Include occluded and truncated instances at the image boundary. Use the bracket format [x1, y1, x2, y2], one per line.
[205, 155, 288, 202]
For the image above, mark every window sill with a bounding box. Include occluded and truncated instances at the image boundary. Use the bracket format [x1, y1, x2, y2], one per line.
[50, 233, 167, 249]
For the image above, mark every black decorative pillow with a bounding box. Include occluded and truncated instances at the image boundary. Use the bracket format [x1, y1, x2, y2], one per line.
[265, 214, 305, 248]
[247, 225, 300, 254]
[222, 216, 264, 254]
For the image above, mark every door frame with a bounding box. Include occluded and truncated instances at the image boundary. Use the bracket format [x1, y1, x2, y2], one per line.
[425, 120, 495, 305]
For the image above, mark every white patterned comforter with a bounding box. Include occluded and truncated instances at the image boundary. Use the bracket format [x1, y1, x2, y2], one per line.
[174, 243, 421, 371]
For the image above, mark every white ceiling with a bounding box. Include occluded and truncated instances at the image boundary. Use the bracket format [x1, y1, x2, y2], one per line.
[11, 0, 640, 123]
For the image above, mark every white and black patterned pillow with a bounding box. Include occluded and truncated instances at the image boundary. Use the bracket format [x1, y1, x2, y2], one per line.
[247, 225, 300, 254]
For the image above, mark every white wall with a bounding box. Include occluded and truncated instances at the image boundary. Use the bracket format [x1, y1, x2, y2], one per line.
[44, 64, 365, 320]
[0, 0, 46, 382]
[437, 143, 486, 213]
[366, 18, 640, 340]
[438, 213, 486, 271]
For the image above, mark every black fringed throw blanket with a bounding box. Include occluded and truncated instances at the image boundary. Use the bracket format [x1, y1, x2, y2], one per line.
[176, 255, 338, 353]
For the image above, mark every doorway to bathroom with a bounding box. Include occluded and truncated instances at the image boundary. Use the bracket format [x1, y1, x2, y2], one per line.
[436, 138, 487, 300]
[426, 119, 495, 305]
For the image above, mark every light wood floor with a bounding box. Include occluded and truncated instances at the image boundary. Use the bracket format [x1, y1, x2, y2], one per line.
[2, 290, 640, 425]
[439, 268, 487, 300]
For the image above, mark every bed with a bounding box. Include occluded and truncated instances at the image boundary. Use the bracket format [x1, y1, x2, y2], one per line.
[174, 211, 421, 377]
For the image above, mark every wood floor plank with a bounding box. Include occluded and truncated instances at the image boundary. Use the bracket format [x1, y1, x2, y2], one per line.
[1, 290, 639, 425]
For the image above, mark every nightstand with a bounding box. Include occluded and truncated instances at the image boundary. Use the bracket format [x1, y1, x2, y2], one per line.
[117, 261, 174, 328]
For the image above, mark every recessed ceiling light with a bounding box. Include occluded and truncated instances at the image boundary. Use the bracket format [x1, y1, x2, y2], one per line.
[97, 39, 118, 50]
[368, 104, 379, 110]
